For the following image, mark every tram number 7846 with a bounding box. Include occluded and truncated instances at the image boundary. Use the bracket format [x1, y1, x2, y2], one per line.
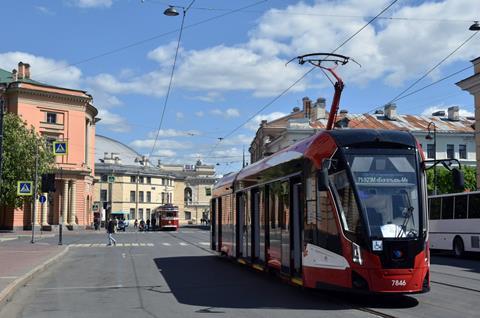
[392, 280, 407, 287]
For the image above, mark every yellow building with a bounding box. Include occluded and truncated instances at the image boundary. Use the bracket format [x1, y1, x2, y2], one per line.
[93, 135, 216, 225]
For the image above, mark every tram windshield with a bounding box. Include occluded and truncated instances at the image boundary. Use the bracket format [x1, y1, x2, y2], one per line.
[345, 151, 420, 239]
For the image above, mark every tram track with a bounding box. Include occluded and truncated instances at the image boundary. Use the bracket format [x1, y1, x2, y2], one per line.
[430, 280, 480, 293]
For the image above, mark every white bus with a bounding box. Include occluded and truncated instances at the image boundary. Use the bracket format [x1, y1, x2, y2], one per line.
[428, 191, 480, 257]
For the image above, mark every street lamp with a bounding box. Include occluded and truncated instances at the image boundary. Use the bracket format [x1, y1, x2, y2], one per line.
[426, 122, 437, 194]
[469, 21, 480, 31]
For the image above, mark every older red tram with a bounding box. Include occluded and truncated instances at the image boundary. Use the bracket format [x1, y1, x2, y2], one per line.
[211, 129, 432, 294]
[155, 204, 179, 231]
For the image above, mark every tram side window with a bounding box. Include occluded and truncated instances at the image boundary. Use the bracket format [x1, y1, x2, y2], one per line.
[429, 198, 441, 220]
[316, 191, 341, 254]
[441, 196, 454, 219]
[468, 193, 480, 219]
[330, 170, 360, 232]
[454, 195, 467, 219]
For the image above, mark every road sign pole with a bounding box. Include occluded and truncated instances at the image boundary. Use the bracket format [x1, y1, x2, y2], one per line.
[58, 167, 63, 246]
[31, 142, 39, 244]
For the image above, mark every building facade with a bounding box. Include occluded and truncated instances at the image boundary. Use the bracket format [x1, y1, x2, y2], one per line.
[250, 97, 476, 167]
[94, 135, 216, 225]
[0, 62, 98, 230]
[456, 56, 480, 188]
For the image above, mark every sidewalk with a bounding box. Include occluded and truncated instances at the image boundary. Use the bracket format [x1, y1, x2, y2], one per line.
[0, 237, 69, 306]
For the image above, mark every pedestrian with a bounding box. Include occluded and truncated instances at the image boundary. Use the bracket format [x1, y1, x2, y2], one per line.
[134, 219, 138, 229]
[146, 219, 151, 231]
[151, 217, 156, 230]
[107, 218, 117, 246]
[139, 219, 145, 232]
[94, 218, 99, 230]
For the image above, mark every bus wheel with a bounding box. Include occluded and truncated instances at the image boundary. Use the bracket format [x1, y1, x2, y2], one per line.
[453, 237, 465, 258]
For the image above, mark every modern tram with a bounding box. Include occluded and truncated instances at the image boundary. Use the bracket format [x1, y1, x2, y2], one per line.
[210, 129, 432, 294]
[155, 204, 179, 231]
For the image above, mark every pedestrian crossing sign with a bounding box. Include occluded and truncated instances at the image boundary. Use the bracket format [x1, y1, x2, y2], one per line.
[17, 181, 33, 196]
[53, 141, 68, 155]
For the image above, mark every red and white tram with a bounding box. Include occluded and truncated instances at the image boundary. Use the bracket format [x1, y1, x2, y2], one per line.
[155, 204, 179, 231]
[211, 129, 434, 294]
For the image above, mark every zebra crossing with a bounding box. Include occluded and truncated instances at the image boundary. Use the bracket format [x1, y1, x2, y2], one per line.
[69, 241, 211, 248]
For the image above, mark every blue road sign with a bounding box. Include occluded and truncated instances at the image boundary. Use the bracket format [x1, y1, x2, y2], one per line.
[39, 195, 47, 204]
[17, 181, 33, 196]
[53, 141, 68, 155]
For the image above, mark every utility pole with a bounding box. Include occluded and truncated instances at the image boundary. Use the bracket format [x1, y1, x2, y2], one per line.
[31, 140, 39, 243]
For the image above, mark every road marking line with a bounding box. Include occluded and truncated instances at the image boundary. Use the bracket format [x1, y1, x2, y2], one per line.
[199, 242, 210, 246]
[179, 242, 188, 246]
[117, 243, 124, 247]
[162, 243, 171, 246]
[139, 243, 146, 246]
[0, 276, 19, 279]
[132, 243, 139, 246]
[124, 243, 131, 247]
[146, 243, 154, 246]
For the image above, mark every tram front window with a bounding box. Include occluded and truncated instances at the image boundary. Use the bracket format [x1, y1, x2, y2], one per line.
[346, 152, 421, 239]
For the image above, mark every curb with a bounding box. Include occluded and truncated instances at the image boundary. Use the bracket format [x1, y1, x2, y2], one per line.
[0, 245, 70, 307]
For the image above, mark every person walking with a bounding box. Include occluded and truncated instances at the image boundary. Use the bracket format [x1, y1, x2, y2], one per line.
[151, 217, 156, 230]
[139, 219, 145, 232]
[146, 219, 151, 231]
[134, 219, 138, 229]
[107, 218, 117, 246]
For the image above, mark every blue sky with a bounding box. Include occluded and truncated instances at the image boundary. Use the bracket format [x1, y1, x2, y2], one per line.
[1, 0, 479, 175]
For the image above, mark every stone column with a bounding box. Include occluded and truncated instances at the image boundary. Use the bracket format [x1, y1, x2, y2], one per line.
[62, 180, 69, 224]
[41, 192, 48, 225]
[69, 180, 77, 225]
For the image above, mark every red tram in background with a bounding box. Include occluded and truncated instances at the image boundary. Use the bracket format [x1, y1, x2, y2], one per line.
[155, 204, 179, 231]
[211, 129, 433, 294]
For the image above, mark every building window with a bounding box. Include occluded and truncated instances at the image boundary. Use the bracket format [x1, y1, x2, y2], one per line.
[146, 208, 151, 220]
[139, 208, 144, 219]
[100, 190, 108, 202]
[447, 144, 455, 159]
[139, 176, 144, 183]
[139, 191, 144, 203]
[161, 192, 165, 204]
[129, 208, 135, 220]
[130, 176, 136, 183]
[46, 112, 57, 124]
[459, 144, 467, 159]
[185, 211, 191, 220]
[147, 191, 151, 203]
[101, 175, 108, 182]
[130, 191, 136, 202]
[168, 192, 172, 203]
[427, 144, 435, 159]
[162, 178, 165, 186]
[147, 177, 151, 184]
[185, 187, 192, 205]
[205, 188, 212, 196]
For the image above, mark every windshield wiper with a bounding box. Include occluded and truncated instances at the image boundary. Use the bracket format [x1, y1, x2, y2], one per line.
[397, 190, 416, 238]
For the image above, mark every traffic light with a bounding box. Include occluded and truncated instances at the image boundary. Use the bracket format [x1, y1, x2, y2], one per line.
[41, 173, 56, 193]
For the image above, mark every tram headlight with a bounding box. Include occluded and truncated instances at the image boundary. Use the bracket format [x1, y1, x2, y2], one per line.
[352, 242, 363, 265]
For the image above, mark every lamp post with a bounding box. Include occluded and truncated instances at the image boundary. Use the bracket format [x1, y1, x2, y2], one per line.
[426, 122, 437, 194]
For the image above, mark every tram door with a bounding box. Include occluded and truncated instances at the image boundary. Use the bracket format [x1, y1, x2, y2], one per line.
[280, 181, 291, 274]
[236, 193, 247, 258]
[291, 182, 303, 278]
[251, 189, 260, 262]
[217, 198, 222, 253]
[211, 200, 216, 251]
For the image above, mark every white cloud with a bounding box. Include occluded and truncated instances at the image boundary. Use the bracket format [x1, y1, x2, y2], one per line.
[176, 112, 184, 119]
[154, 149, 176, 157]
[195, 111, 204, 117]
[130, 139, 192, 149]
[97, 109, 131, 132]
[190, 92, 225, 103]
[147, 129, 200, 138]
[421, 105, 474, 117]
[210, 108, 240, 118]
[245, 111, 288, 131]
[69, 0, 113, 8]
[220, 134, 253, 146]
[0, 51, 82, 88]
[35, 6, 54, 15]
[147, 42, 181, 64]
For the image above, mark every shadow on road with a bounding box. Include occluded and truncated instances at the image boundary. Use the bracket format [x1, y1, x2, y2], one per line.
[431, 254, 480, 274]
[153, 255, 419, 311]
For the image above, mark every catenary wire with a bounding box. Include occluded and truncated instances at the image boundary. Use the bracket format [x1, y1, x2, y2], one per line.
[206, 0, 399, 158]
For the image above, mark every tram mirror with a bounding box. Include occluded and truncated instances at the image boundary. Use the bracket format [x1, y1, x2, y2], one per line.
[317, 159, 331, 191]
[452, 168, 464, 190]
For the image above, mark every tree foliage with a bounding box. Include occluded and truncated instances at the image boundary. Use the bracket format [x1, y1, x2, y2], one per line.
[0, 113, 55, 207]
[426, 166, 476, 195]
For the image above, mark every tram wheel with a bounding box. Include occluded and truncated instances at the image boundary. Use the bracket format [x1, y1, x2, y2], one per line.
[453, 236, 465, 258]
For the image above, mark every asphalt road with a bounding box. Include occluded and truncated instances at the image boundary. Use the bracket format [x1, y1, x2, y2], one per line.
[1, 228, 479, 318]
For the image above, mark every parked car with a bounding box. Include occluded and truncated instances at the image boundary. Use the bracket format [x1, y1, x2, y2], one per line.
[117, 219, 127, 232]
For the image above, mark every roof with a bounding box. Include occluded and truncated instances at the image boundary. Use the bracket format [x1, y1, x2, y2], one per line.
[0, 67, 45, 85]
[95, 134, 142, 166]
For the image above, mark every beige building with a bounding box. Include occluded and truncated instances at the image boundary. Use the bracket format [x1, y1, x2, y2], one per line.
[93, 135, 216, 225]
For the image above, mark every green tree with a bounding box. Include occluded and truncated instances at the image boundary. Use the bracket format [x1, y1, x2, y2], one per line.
[0, 113, 55, 207]
[426, 166, 476, 195]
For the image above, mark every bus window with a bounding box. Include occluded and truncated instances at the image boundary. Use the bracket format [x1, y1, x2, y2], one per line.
[468, 193, 480, 219]
[454, 195, 467, 219]
[441, 196, 454, 219]
[430, 198, 441, 220]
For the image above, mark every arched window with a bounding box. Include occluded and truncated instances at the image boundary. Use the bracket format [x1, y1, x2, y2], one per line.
[184, 187, 192, 205]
